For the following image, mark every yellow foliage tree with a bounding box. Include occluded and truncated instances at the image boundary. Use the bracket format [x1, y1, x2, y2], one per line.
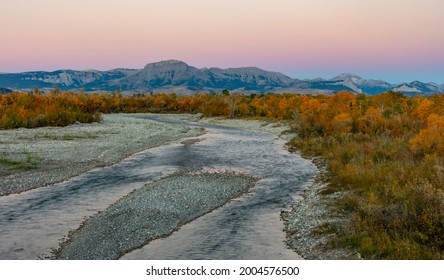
[332, 112, 353, 134]
[357, 106, 385, 134]
[413, 98, 433, 122]
[410, 114, 444, 155]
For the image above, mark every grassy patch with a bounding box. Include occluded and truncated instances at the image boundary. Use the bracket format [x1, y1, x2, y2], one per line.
[61, 133, 98, 140]
[0, 152, 39, 171]
[32, 132, 99, 141]
[311, 222, 339, 236]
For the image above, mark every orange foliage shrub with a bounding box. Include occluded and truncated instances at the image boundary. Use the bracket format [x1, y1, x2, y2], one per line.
[357, 106, 385, 134]
[0, 90, 100, 129]
[410, 114, 444, 156]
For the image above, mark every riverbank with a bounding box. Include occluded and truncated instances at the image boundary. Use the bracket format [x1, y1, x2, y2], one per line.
[281, 163, 357, 259]
[0, 114, 203, 196]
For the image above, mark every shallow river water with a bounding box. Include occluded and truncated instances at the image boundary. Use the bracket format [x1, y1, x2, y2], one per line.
[0, 115, 316, 259]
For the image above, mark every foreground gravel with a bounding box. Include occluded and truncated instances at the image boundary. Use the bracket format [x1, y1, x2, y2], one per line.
[0, 114, 203, 196]
[55, 171, 257, 260]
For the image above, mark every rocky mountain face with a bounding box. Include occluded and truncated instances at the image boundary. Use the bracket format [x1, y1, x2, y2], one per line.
[0, 60, 442, 95]
[0, 68, 139, 92]
[323, 73, 442, 95]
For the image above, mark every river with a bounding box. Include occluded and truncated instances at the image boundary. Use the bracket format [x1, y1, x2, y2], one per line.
[0, 115, 316, 259]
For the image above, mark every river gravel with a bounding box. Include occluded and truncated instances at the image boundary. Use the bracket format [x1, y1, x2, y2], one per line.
[281, 180, 355, 260]
[199, 117, 297, 141]
[0, 114, 203, 196]
[55, 171, 257, 260]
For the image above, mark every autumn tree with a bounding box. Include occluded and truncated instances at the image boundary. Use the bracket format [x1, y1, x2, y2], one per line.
[410, 113, 444, 156]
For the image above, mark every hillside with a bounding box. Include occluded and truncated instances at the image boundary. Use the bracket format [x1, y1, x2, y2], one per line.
[0, 60, 442, 95]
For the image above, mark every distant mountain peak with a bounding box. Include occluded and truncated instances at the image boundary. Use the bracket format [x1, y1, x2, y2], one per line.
[0, 60, 442, 95]
[144, 60, 189, 69]
[230, 66, 262, 71]
[332, 73, 364, 81]
[0, 87, 13, 94]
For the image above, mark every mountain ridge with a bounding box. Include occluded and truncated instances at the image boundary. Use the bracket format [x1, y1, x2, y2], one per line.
[0, 60, 442, 95]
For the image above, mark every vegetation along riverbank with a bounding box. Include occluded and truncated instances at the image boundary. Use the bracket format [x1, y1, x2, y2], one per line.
[1, 89, 443, 259]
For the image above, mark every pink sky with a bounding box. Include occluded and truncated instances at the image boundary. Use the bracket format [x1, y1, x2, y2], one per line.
[1, 0, 443, 83]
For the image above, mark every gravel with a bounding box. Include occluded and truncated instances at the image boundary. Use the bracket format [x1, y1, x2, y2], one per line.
[281, 162, 358, 260]
[0, 114, 204, 196]
[199, 117, 297, 141]
[55, 170, 257, 260]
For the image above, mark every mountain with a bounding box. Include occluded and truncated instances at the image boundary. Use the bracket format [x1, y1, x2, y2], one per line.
[327, 73, 391, 94]
[0, 68, 139, 92]
[111, 60, 299, 94]
[390, 81, 441, 95]
[0, 60, 442, 95]
[0, 87, 13, 94]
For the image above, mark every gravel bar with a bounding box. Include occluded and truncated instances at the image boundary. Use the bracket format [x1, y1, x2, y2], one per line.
[55, 171, 257, 260]
[199, 117, 297, 141]
[0, 114, 203, 196]
[280, 160, 358, 260]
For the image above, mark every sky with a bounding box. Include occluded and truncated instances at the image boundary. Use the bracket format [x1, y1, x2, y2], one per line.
[1, 0, 443, 83]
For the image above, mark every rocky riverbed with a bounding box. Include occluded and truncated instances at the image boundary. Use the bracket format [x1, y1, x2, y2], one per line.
[0, 114, 203, 196]
[0, 113, 349, 259]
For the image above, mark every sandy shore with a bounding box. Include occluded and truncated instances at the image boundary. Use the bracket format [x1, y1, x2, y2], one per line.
[0, 114, 203, 196]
